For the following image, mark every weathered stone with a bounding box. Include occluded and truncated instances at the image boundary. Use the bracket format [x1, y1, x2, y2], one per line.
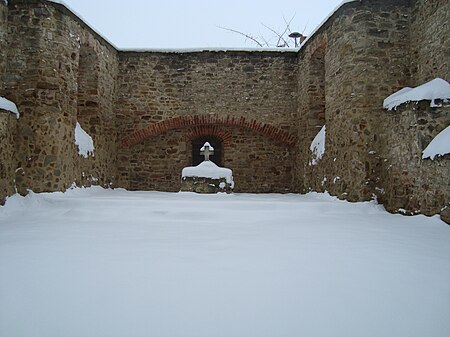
[180, 176, 232, 194]
[440, 207, 450, 225]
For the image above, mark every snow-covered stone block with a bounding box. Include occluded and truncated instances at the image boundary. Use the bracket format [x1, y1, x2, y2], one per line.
[181, 161, 234, 193]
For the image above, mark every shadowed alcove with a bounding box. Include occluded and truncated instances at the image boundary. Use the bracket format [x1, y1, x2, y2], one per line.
[191, 136, 223, 166]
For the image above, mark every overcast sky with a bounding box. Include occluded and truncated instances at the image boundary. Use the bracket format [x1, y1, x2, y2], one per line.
[59, 0, 345, 49]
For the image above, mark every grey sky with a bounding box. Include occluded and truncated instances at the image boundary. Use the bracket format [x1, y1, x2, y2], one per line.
[60, 0, 345, 49]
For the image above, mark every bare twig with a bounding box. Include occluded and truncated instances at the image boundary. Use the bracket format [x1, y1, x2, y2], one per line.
[218, 15, 300, 48]
[283, 14, 296, 34]
[217, 26, 264, 47]
[258, 34, 271, 48]
[261, 23, 290, 48]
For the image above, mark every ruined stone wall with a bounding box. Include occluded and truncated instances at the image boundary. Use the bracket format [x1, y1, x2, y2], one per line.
[2, 0, 118, 198]
[0, 1, 7, 92]
[410, 0, 450, 85]
[0, 111, 17, 205]
[375, 0, 450, 221]
[116, 51, 298, 192]
[0, 2, 16, 204]
[127, 127, 294, 193]
[297, 0, 411, 201]
[296, 0, 449, 222]
[0, 0, 448, 222]
[377, 102, 449, 220]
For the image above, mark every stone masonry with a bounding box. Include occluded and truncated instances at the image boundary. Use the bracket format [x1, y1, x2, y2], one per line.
[0, 0, 448, 223]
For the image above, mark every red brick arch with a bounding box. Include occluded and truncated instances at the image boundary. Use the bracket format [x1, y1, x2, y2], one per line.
[184, 126, 233, 147]
[121, 115, 297, 148]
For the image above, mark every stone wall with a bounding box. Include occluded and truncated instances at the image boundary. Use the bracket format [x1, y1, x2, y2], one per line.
[2, 0, 118, 196]
[296, 0, 449, 222]
[0, 2, 15, 204]
[0, 0, 448, 222]
[126, 126, 294, 193]
[374, 0, 450, 221]
[377, 102, 449, 219]
[116, 51, 298, 191]
[0, 111, 17, 205]
[0, 1, 7, 92]
[297, 0, 411, 201]
[410, 0, 450, 85]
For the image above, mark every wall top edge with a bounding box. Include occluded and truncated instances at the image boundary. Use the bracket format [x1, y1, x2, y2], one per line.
[8, 0, 363, 54]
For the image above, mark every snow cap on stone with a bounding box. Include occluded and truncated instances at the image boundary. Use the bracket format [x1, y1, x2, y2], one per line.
[0, 96, 20, 118]
[383, 78, 450, 110]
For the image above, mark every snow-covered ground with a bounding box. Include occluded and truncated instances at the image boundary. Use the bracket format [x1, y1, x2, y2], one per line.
[0, 188, 449, 337]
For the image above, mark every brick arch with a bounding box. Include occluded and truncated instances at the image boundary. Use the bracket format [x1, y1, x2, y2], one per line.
[121, 115, 297, 148]
[184, 126, 232, 147]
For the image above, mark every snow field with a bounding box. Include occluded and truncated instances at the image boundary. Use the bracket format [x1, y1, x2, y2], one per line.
[0, 188, 449, 337]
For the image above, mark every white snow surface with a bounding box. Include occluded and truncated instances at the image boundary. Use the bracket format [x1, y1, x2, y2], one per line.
[310, 125, 326, 165]
[422, 125, 450, 160]
[383, 78, 450, 110]
[1, 188, 449, 337]
[182, 161, 233, 184]
[74, 122, 94, 158]
[0, 96, 20, 118]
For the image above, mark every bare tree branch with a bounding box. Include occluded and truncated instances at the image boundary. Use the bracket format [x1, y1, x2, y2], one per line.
[283, 14, 296, 34]
[258, 34, 271, 48]
[218, 15, 301, 49]
[261, 23, 290, 48]
[217, 26, 264, 47]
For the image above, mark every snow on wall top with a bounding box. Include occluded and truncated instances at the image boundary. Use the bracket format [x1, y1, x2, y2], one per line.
[46, 0, 357, 53]
[383, 78, 450, 110]
[422, 125, 450, 160]
[74, 122, 94, 158]
[121, 47, 299, 53]
[0, 96, 20, 118]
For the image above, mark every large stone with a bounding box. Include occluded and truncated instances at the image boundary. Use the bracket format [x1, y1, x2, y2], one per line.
[180, 176, 233, 194]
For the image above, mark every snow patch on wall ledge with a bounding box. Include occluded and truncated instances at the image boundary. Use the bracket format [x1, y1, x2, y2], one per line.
[0, 97, 20, 119]
[383, 78, 450, 111]
[75, 122, 94, 158]
[422, 125, 450, 160]
[309, 125, 326, 166]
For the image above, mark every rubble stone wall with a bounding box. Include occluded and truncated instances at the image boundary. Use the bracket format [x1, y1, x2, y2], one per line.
[116, 51, 298, 191]
[377, 102, 449, 219]
[0, 2, 16, 204]
[2, 0, 118, 196]
[297, 0, 412, 201]
[410, 0, 450, 85]
[0, 1, 7, 92]
[296, 0, 449, 222]
[0, 0, 448, 222]
[379, 0, 450, 221]
[0, 111, 17, 205]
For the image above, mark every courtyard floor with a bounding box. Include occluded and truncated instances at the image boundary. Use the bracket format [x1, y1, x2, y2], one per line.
[0, 187, 449, 337]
